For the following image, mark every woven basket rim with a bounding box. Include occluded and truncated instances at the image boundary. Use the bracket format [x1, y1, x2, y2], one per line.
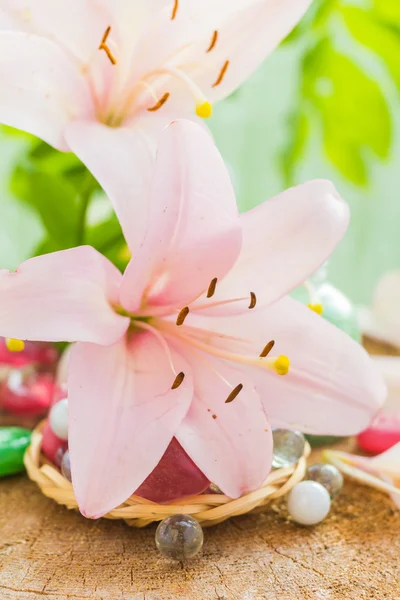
[24, 421, 311, 527]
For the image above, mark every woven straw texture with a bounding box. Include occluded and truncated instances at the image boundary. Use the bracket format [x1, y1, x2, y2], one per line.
[25, 421, 310, 528]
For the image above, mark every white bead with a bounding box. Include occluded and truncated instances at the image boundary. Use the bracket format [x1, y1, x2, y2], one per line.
[49, 398, 69, 441]
[287, 480, 331, 526]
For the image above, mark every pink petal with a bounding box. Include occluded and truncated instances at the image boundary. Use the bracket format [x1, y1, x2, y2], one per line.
[188, 295, 386, 435]
[68, 332, 193, 518]
[0, 247, 128, 345]
[176, 347, 272, 498]
[205, 180, 349, 314]
[121, 120, 242, 311]
[65, 121, 154, 255]
[179, 0, 312, 103]
[0, 32, 92, 149]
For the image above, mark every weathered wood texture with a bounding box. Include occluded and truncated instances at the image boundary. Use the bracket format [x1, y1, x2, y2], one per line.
[0, 446, 399, 600]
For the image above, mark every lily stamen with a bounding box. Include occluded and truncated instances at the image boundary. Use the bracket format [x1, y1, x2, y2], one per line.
[171, 371, 185, 389]
[99, 26, 117, 65]
[147, 92, 170, 112]
[171, 0, 179, 20]
[260, 340, 275, 358]
[207, 30, 219, 53]
[176, 306, 190, 326]
[5, 338, 25, 352]
[225, 383, 243, 404]
[207, 277, 218, 298]
[249, 292, 257, 309]
[212, 60, 230, 88]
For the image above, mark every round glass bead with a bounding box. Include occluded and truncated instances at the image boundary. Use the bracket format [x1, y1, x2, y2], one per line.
[1, 368, 55, 416]
[272, 429, 305, 468]
[61, 450, 72, 482]
[155, 514, 204, 561]
[306, 463, 343, 498]
[41, 421, 68, 465]
[287, 481, 331, 526]
[49, 398, 69, 441]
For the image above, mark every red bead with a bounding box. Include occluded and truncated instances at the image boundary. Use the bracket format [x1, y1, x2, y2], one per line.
[0, 369, 55, 416]
[135, 438, 209, 503]
[0, 338, 58, 368]
[41, 421, 68, 465]
[357, 412, 400, 454]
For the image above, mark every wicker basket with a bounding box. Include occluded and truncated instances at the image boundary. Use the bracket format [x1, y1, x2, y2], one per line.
[24, 421, 310, 528]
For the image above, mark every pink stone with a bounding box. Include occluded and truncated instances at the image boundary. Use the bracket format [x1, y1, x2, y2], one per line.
[135, 438, 209, 503]
[357, 412, 400, 454]
[0, 369, 55, 416]
[41, 421, 68, 466]
[0, 338, 58, 368]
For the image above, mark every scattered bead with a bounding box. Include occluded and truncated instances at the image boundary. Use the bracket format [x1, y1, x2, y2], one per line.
[0, 338, 58, 368]
[156, 514, 204, 561]
[272, 429, 305, 468]
[1, 369, 55, 416]
[41, 421, 67, 465]
[0, 427, 32, 477]
[306, 463, 343, 498]
[357, 412, 400, 455]
[61, 450, 72, 482]
[49, 398, 69, 441]
[135, 438, 209, 503]
[287, 481, 331, 526]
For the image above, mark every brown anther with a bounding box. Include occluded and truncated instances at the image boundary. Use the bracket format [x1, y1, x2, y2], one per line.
[99, 26, 117, 65]
[176, 306, 190, 326]
[147, 92, 170, 112]
[212, 60, 230, 88]
[225, 383, 243, 404]
[171, 372, 185, 390]
[260, 340, 275, 358]
[171, 0, 179, 20]
[207, 30, 218, 53]
[249, 292, 257, 310]
[207, 277, 218, 298]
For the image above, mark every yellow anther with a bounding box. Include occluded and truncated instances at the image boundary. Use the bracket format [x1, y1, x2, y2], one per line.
[273, 355, 290, 376]
[308, 303, 323, 316]
[6, 338, 25, 353]
[196, 102, 213, 119]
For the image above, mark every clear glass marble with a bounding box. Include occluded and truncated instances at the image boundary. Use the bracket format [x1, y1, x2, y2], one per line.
[61, 450, 72, 482]
[49, 398, 69, 441]
[306, 463, 343, 498]
[272, 429, 305, 468]
[288, 481, 331, 526]
[155, 514, 204, 561]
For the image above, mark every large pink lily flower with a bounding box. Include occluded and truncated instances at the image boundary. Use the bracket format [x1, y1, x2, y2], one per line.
[0, 121, 385, 518]
[0, 0, 311, 152]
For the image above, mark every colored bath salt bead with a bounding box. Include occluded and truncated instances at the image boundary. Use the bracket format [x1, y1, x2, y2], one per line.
[306, 463, 343, 498]
[41, 421, 67, 465]
[272, 429, 305, 468]
[0, 338, 58, 368]
[287, 481, 331, 526]
[0, 427, 32, 477]
[61, 450, 72, 482]
[156, 514, 204, 560]
[49, 398, 68, 441]
[135, 438, 209, 503]
[357, 412, 400, 455]
[0, 369, 55, 416]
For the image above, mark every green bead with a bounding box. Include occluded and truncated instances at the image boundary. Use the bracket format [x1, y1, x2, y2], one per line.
[0, 427, 32, 477]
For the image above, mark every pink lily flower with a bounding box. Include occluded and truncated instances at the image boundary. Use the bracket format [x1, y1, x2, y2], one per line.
[0, 121, 385, 518]
[0, 0, 312, 152]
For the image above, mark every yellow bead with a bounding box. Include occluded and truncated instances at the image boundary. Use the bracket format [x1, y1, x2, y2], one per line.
[5, 338, 25, 353]
[308, 303, 323, 315]
[274, 355, 290, 376]
[196, 102, 213, 119]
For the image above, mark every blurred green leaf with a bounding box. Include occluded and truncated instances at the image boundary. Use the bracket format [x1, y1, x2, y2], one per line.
[11, 168, 79, 249]
[373, 0, 400, 24]
[343, 6, 400, 89]
[281, 111, 309, 186]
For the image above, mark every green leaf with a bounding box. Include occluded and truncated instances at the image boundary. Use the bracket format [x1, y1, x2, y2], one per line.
[372, 0, 400, 24]
[281, 111, 309, 186]
[343, 6, 400, 90]
[11, 168, 80, 249]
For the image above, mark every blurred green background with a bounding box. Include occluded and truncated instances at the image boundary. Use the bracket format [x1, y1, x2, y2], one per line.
[0, 0, 399, 305]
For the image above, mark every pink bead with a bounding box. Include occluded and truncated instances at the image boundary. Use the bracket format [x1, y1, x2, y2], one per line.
[135, 438, 209, 503]
[0, 369, 55, 416]
[357, 412, 400, 454]
[0, 338, 58, 368]
[41, 421, 68, 466]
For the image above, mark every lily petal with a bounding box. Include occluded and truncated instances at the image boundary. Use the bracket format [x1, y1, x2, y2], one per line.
[204, 180, 349, 314]
[176, 347, 272, 498]
[0, 31, 92, 149]
[68, 331, 193, 518]
[188, 296, 386, 435]
[0, 247, 128, 345]
[120, 120, 242, 311]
